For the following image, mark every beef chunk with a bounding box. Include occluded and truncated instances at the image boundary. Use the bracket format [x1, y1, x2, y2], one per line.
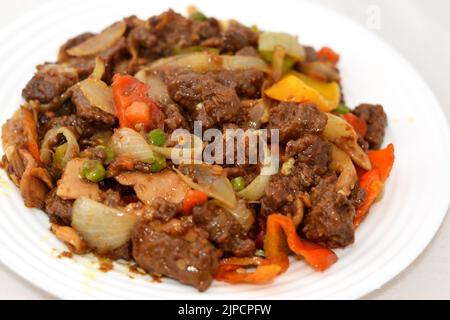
[71, 87, 117, 126]
[262, 135, 332, 217]
[131, 10, 221, 60]
[167, 70, 242, 128]
[268, 102, 327, 143]
[152, 197, 181, 222]
[207, 69, 265, 99]
[302, 175, 355, 248]
[192, 202, 255, 257]
[220, 22, 258, 53]
[163, 103, 188, 132]
[38, 114, 94, 142]
[285, 134, 332, 175]
[191, 18, 221, 40]
[58, 33, 96, 79]
[98, 37, 131, 83]
[45, 188, 73, 226]
[261, 173, 302, 216]
[132, 219, 220, 291]
[22, 64, 79, 104]
[353, 104, 387, 149]
[100, 242, 131, 261]
[349, 184, 366, 208]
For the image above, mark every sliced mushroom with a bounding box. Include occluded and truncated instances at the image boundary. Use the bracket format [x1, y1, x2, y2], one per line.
[56, 158, 101, 201]
[115, 170, 190, 205]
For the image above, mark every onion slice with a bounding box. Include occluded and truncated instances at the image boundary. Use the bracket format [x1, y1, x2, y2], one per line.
[146, 52, 268, 73]
[212, 199, 255, 232]
[112, 128, 155, 163]
[40, 127, 79, 168]
[329, 145, 357, 196]
[237, 147, 277, 201]
[67, 21, 126, 57]
[72, 197, 138, 252]
[258, 31, 306, 61]
[323, 113, 371, 170]
[174, 165, 237, 208]
[236, 174, 270, 201]
[79, 78, 115, 115]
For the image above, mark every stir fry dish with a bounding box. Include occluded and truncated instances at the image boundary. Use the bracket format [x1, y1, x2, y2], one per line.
[1, 8, 395, 291]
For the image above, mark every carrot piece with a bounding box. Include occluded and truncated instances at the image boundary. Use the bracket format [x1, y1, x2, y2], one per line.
[317, 46, 340, 65]
[112, 74, 165, 130]
[343, 113, 367, 137]
[181, 190, 208, 215]
[124, 101, 150, 127]
[21, 107, 40, 162]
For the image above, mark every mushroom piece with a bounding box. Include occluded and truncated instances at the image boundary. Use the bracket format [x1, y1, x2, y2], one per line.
[115, 170, 190, 205]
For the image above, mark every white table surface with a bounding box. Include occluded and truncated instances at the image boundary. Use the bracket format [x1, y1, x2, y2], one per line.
[0, 0, 449, 300]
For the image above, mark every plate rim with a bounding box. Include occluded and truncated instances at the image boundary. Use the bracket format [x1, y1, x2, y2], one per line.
[0, 0, 449, 300]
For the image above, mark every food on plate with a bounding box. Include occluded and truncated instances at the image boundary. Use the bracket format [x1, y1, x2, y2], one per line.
[0, 7, 394, 291]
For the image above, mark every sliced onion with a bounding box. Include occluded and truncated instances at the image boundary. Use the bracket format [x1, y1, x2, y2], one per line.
[174, 164, 237, 208]
[247, 99, 267, 129]
[147, 52, 268, 72]
[90, 57, 106, 80]
[236, 174, 270, 201]
[258, 31, 306, 61]
[148, 133, 203, 164]
[67, 21, 126, 57]
[134, 72, 172, 105]
[221, 55, 268, 72]
[271, 45, 286, 82]
[237, 147, 276, 201]
[40, 127, 79, 168]
[323, 113, 371, 170]
[329, 145, 357, 196]
[79, 78, 115, 115]
[72, 197, 138, 252]
[112, 128, 155, 163]
[213, 199, 255, 232]
[301, 61, 340, 82]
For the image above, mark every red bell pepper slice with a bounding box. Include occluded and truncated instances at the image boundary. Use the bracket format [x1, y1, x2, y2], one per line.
[215, 215, 337, 284]
[317, 46, 340, 65]
[343, 113, 367, 137]
[181, 190, 208, 215]
[354, 144, 395, 227]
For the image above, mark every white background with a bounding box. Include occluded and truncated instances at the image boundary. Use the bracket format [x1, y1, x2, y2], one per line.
[0, 0, 449, 299]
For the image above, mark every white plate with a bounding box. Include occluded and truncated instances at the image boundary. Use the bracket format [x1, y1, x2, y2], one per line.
[0, 0, 449, 300]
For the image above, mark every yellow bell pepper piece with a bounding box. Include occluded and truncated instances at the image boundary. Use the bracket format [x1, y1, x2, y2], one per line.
[265, 72, 341, 112]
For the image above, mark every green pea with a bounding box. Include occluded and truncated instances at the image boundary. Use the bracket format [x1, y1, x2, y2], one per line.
[189, 11, 207, 21]
[147, 129, 166, 146]
[80, 160, 106, 183]
[335, 103, 351, 115]
[231, 176, 246, 192]
[150, 156, 167, 172]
